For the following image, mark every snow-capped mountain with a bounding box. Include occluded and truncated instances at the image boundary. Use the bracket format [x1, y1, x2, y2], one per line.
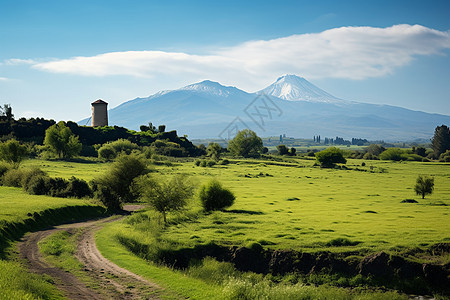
[79, 75, 450, 140]
[260, 75, 343, 103]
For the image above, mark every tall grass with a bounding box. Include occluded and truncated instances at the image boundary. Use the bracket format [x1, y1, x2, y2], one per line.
[0, 260, 63, 300]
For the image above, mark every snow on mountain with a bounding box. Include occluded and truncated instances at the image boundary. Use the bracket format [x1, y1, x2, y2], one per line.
[178, 80, 245, 97]
[78, 75, 450, 140]
[260, 74, 344, 103]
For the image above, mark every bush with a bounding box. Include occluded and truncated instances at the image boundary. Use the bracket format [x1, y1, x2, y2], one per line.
[220, 159, 230, 165]
[2, 168, 26, 187]
[379, 148, 407, 161]
[206, 160, 216, 167]
[194, 159, 201, 166]
[199, 179, 235, 211]
[92, 184, 121, 211]
[24, 175, 51, 195]
[0, 139, 29, 167]
[0, 162, 11, 179]
[315, 147, 346, 168]
[92, 153, 150, 210]
[98, 139, 140, 160]
[98, 145, 116, 161]
[65, 176, 92, 198]
[439, 150, 450, 162]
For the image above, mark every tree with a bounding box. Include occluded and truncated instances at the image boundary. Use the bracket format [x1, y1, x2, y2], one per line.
[227, 129, 263, 157]
[92, 153, 150, 210]
[0, 104, 14, 121]
[315, 147, 347, 168]
[199, 179, 235, 211]
[158, 125, 166, 133]
[366, 144, 385, 156]
[206, 143, 222, 161]
[289, 147, 297, 156]
[431, 125, 450, 158]
[44, 121, 82, 159]
[276, 144, 289, 155]
[137, 174, 194, 223]
[414, 175, 434, 199]
[0, 139, 28, 168]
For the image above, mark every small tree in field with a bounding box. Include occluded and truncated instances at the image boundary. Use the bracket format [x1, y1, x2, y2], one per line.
[315, 147, 346, 168]
[44, 121, 82, 159]
[228, 129, 263, 158]
[206, 142, 222, 161]
[414, 175, 434, 199]
[137, 174, 194, 223]
[199, 179, 235, 211]
[91, 153, 150, 210]
[0, 139, 28, 168]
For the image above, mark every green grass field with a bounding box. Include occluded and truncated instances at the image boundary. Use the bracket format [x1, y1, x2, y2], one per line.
[0, 181, 105, 299]
[147, 159, 450, 253]
[1, 157, 449, 299]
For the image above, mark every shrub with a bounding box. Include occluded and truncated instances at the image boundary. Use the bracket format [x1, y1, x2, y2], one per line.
[200, 160, 207, 167]
[379, 148, 406, 161]
[206, 160, 216, 167]
[0, 162, 11, 179]
[363, 152, 378, 160]
[2, 168, 26, 187]
[92, 153, 150, 210]
[315, 147, 346, 168]
[0, 139, 28, 167]
[194, 159, 201, 166]
[439, 150, 450, 162]
[65, 176, 92, 198]
[220, 159, 230, 165]
[92, 183, 121, 211]
[24, 175, 51, 195]
[98, 139, 140, 160]
[98, 145, 116, 161]
[199, 179, 235, 211]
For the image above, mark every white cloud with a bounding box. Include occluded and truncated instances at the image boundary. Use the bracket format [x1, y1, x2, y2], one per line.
[30, 24, 450, 88]
[4, 58, 36, 65]
[0, 77, 9, 81]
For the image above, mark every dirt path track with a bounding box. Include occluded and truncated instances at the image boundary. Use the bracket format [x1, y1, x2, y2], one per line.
[19, 211, 162, 299]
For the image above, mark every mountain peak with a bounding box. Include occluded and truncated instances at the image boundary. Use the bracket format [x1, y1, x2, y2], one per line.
[261, 74, 342, 103]
[179, 80, 242, 97]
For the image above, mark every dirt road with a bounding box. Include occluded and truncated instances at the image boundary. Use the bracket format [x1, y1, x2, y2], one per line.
[19, 210, 163, 299]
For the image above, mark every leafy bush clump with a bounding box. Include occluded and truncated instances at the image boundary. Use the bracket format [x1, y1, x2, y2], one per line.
[91, 153, 150, 210]
[199, 179, 235, 211]
[379, 148, 407, 161]
[98, 139, 140, 160]
[315, 147, 346, 168]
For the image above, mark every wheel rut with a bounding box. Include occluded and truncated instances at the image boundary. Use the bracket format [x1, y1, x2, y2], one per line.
[19, 212, 162, 299]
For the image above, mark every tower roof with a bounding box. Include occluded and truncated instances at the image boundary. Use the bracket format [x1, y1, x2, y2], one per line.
[91, 99, 108, 105]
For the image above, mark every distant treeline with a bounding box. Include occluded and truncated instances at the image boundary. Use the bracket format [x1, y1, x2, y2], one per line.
[0, 117, 203, 157]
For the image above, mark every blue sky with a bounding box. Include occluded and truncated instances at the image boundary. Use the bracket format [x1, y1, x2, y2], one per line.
[1, 0, 449, 122]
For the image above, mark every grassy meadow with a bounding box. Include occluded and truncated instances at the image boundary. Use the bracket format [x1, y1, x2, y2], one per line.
[1, 156, 449, 299]
[140, 158, 450, 253]
[96, 157, 449, 299]
[0, 173, 106, 299]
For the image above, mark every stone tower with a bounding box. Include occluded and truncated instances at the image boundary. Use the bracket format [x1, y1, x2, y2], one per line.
[91, 99, 108, 127]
